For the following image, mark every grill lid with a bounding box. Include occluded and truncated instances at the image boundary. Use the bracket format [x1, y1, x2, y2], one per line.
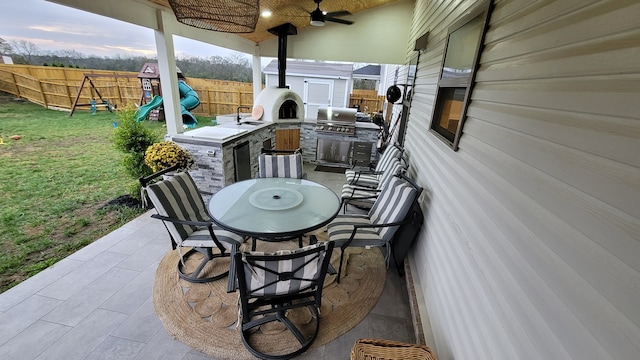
[316, 107, 357, 123]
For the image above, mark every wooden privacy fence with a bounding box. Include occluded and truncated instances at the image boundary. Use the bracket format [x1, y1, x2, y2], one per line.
[0, 64, 254, 117]
[349, 89, 385, 113]
[0, 64, 382, 117]
[0, 65, 143, 110]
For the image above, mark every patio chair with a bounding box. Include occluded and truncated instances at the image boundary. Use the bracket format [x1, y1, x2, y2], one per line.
[234, 241, 335, 360]
[258, 147, 306, 179]
[345, 143, 404, 188]
[140, 166, 248, 285]
[341, 157, 408, 213]
[327, 172, 422, 282]
[352, 141, 401, 170]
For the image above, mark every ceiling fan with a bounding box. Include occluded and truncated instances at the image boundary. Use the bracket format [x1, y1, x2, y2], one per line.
[308, 0, 354, 27]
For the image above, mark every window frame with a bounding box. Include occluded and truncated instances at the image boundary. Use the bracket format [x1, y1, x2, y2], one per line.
[429, 0, 493, 150]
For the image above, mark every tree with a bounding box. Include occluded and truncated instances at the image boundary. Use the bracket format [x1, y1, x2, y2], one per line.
[0, 38, 12, 55]
[10, 40, 40, 64]
[353, 79, 377, 90]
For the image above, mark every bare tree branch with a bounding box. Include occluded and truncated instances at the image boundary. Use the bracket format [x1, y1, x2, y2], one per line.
[0, 38, 12, 55]
[10, 40, 41, 64]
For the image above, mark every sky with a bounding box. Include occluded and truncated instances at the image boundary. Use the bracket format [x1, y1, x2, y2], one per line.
[0, 0, 251, 60]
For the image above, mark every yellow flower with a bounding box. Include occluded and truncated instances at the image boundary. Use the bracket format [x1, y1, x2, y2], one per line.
[144, 141, 195, 172]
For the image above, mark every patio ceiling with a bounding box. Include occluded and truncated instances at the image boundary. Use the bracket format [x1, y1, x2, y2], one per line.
[47, 0, 415, 64]
[147, 0, 399, 43]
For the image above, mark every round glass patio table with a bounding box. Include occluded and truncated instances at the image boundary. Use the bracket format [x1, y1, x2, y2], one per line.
[208, 178, 341, 240]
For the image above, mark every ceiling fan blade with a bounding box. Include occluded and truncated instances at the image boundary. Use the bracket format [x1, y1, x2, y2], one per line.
[326, 17, 354, 25]
[325, 11, 352, 17]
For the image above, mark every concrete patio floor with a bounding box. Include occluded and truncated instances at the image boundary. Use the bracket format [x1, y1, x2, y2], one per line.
[0, 166, 417, 359]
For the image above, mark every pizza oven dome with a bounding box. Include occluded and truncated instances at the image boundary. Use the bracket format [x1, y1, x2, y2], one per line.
[253, 86, 304, 123]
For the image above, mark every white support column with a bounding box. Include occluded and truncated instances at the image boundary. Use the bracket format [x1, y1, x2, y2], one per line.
[252, 47, 262, 103]
[154, 10, 182, 135]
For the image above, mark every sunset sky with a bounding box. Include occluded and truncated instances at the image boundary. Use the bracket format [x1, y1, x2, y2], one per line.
[1, 0, 247, 60]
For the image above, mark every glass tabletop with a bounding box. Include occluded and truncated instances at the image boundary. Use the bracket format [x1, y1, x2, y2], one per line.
[208, 178, 341, 238]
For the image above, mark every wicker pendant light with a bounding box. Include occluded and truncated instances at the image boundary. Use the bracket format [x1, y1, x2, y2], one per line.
[168, 0, 260, 33]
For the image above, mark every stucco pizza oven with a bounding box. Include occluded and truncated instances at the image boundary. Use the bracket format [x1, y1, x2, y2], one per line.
[253, 86, 304, 123]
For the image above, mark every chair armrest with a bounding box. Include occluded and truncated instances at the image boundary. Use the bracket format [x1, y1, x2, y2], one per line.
[352, 169, 379, 175]
[349, 170, 383, 185]
[351, 159, 375, 170]
[343, 186, 380, 197]
[139, 163, 181, 187]
[340, 218, 412, 250]
[348, 185, 382, 193]
[343, 194, 379, 201]
[150, 214, 212, 227]
[352, 219, 410, 230]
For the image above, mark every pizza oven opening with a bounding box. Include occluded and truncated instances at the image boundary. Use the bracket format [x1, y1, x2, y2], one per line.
[280, 99, 298, 119]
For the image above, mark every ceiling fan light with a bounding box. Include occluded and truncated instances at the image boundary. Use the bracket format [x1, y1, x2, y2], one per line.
[310, 9, 325, 26]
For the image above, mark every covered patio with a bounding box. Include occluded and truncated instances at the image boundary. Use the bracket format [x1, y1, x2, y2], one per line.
[0, 165, 422, 359]
[5, 0, 640, 359]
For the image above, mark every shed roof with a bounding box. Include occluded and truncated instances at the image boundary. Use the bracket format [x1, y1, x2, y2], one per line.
[353, 64, 381, 76]
[263, 60, 353, 79]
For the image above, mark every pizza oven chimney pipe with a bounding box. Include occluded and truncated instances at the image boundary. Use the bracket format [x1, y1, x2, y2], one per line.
[267, 23, 297, 89]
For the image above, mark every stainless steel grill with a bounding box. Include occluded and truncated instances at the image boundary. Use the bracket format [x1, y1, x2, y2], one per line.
[315, 107, 357, 136]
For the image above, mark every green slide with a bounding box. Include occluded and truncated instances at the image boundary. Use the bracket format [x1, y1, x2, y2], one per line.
[135, 81, 200, 126]
[135, 95, 163, 122]
[178, 81, 200, 126]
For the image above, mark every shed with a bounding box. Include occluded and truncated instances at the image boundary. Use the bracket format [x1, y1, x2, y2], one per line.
[262, 60, 353, 119]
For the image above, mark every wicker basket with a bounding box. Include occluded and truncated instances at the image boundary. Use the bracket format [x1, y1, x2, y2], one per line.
[350, 338, 437, 360]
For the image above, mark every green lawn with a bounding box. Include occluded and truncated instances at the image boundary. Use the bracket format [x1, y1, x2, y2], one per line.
[0, 99, 168, 292]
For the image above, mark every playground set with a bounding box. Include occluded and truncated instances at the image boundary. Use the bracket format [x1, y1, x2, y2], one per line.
[69, 63, 200, 127]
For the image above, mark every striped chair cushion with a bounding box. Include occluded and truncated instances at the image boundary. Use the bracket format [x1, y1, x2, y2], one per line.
[326, 214, 382, 248]
[182, 226, 245, 250]
[345, 156, 404, 189]
[146, 172, 209, 243]
[345, 172, 380, 188]
[369, 175, 418, 243]
[340, 158, 406, 210]
[377, 158, 404, 188]
[329, 175, 418, 249]
[341, 185, 379, 201]
[240, 242, 328, 297]
[258, 152, 304, 179]
[374, 145, 402, 173]
[145, 172, 244, 250]
[345, 146, 402, 188]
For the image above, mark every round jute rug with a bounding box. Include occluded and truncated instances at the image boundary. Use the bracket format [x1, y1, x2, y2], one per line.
[152, 228, 386, 359]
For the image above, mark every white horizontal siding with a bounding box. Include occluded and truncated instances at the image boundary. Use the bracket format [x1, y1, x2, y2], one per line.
[404, 0, 640, 359]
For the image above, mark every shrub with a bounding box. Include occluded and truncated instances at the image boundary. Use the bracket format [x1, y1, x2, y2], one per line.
[111, 103, 162, 199]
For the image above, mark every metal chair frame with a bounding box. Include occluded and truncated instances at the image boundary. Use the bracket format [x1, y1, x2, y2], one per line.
[140, 165, 243, 285]
[234, 241, 335, 360]
[330, 173, 423, 282]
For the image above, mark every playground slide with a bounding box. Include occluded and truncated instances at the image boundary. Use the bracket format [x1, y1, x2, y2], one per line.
[178, 81, 200, 126]
[135, 95, 163, 122]
[135, 81, 200, 125]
